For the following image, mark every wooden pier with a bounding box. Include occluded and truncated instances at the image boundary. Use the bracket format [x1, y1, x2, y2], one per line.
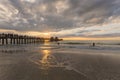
[0, 33, 45, 45]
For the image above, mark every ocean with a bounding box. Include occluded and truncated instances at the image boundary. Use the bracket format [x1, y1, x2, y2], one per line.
[62, 40, 120, 45]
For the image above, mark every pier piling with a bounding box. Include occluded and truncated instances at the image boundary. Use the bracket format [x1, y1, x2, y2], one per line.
[0, 33, 45, 45]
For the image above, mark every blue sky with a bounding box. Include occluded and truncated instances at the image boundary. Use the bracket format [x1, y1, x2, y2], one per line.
[0, 0, 120, 39]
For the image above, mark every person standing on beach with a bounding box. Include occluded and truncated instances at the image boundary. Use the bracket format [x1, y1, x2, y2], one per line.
[57, 42, 60, 45]
[92, 43, 95, 47]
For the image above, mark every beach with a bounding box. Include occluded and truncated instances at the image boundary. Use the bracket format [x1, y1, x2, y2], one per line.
[0, 0, 120, 80]
[0, 41, 120, 80]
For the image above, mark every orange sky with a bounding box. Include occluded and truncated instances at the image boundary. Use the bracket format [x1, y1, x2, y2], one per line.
[0, 29, 120, 41]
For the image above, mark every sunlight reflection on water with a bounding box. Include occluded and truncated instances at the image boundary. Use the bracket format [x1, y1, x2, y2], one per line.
[41, 50, 50, 67]
[40, 41, 51, 71]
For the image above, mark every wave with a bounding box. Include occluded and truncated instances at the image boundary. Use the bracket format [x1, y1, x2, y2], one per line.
[62, 42, 120, 45]
[62, 42, 90, 45]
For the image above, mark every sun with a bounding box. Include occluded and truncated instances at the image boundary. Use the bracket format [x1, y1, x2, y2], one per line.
[42, 33, 51, 37]
[43, 33, 49, 35]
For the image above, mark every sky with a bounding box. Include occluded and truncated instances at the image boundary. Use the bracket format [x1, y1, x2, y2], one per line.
[0, 0, 120, 40]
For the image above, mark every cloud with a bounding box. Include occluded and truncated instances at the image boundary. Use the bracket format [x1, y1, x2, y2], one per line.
[54, 23, 120, 37]
[21, 0, 36, 3]
[0, 0, 120, 38]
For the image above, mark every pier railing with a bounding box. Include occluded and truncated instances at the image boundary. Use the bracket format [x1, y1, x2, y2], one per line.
[0, 33, 45, 45]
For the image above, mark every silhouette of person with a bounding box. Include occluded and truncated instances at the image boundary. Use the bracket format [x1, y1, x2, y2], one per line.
[57, 42, 60, 45]
[93, 43, 95, 47]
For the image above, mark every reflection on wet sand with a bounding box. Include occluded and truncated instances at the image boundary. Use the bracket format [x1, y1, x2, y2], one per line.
[38, 42, 52, 75]
[40, 50, 51, 70]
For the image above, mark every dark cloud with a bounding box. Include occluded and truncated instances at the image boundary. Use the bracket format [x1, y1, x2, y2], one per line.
[64, 0, 120, 24]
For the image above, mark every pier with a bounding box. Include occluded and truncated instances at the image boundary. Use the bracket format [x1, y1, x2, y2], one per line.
[0, 33, 45, 45]
[49, 37, 63, 42]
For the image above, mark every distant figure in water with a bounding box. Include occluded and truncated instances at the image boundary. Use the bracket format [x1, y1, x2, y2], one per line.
[92, 42, 95, 47]
[57, 42, 60, 45]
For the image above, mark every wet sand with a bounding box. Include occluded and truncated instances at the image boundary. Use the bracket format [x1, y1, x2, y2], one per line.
[0, 44, 120, 80]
